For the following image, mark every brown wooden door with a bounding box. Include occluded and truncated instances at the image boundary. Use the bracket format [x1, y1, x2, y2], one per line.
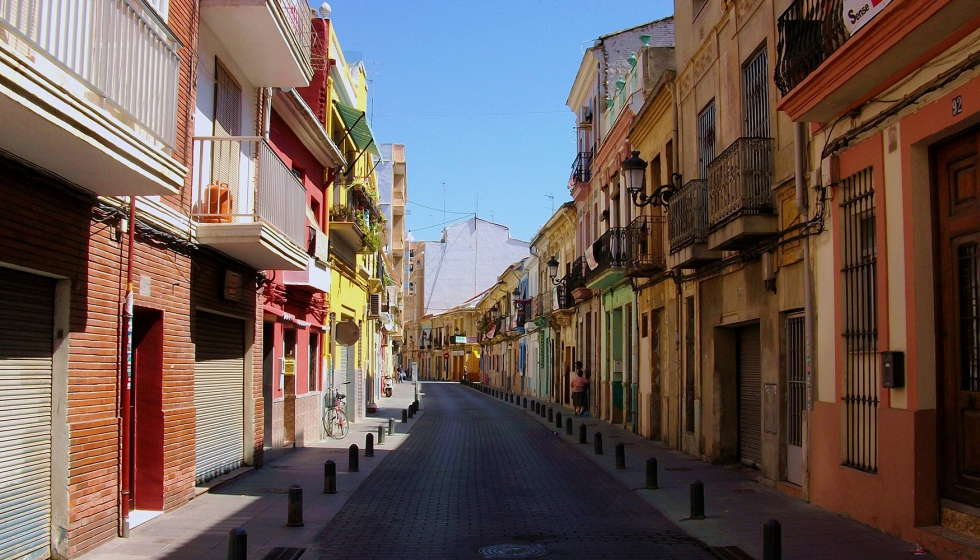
[935, 126, 980, 507]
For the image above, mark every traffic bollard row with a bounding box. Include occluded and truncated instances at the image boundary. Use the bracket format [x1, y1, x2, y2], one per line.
[579, 424, 587, 444]
[763, 519, 781, 560]
[366, 433, 374, 457]
[227, 527, 246, 560]
[594, 432, 603, 455]
[402, 409, 408, 423]
[523, 397, 527, 409]
[324, 460, 337, 494]
[555, 412, 562, 429]
[388, 417, 394, 435]
[378, 425, 385, 445]
[646, 457, 658, 489]
[690, 479, 705, 519]
[287, 485, 303, 527]
[566, 417, 573, 435]
[349, 444, 359, 472]
[547, 408, 553, 422]
[615, 442, 625, 469]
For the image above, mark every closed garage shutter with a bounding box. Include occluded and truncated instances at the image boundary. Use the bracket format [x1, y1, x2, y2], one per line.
[194, 312, 245, 484]
[738, 325, 762, 467]
[0, 267, 55, 560]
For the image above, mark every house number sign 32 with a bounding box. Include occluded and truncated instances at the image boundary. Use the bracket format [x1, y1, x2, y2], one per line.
[953, 96, 963, 116]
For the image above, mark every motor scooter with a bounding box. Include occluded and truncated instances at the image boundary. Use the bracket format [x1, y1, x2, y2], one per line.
[381, 374, 393, 398]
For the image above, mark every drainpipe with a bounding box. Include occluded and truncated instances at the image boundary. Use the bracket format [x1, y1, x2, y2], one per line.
[667, 78, 683, 451]
[794, 121, 813, 501]
[119, 197, 136, 537]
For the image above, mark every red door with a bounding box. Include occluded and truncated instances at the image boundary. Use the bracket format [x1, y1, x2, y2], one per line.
[132, 309, 164, 511]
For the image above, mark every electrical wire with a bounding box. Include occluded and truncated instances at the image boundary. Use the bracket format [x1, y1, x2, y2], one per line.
[407, 199, 477, 215]
[408, 214, 476, 233]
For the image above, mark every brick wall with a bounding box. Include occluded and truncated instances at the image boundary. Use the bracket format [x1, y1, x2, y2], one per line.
[0, 158, 198, 556]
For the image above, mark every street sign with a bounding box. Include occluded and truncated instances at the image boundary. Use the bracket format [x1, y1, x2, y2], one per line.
[443, 352, 450, 359]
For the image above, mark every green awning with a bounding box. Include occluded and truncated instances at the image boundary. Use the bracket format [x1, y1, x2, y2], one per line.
[334, 101, 380, 157]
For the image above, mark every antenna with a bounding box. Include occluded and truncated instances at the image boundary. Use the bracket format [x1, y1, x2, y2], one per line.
[545, 194, 554, 213]
[441, 182, 446, 224]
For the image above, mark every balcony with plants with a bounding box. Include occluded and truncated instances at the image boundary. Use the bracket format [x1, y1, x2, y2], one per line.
[706, 137, 776, 251]
[774, 0, 978, 123]
[191, 137, 308, 271]
[200, 0, 313, 88]
[667, 180, 720, 269]
[0, 0, 184, 196]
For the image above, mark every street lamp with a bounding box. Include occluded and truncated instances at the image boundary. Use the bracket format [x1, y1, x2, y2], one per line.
[547, 256, 561, 285]
[623, 150, 676, 208]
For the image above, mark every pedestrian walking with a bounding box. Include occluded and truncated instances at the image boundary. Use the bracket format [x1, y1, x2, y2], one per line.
[397, 366, 404, 383]
[570, 361, 589, 416]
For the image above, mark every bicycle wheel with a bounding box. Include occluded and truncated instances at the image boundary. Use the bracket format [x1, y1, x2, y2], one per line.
[333, 409, 349, 438]
[323, 408, 335, 438]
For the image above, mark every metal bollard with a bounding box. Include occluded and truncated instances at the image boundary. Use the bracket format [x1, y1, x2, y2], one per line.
[547, 408, 553, 422]
[388, 417, 394, 435]
[594, 432, 603, 455]
[414, 399, 420, 410]
[365, 433, 374, 457]
[555, 412, 562, 428]
[323, 460, 337, 494]
[287, 485, 303, 527]
[531, 400, 535, 411]
[579, 424, 587, 444]
[523, 397, 527, 409]
[348, 444, 359, 472]
[763, 519, 782, 560]
[566, 417, 573, 435]
[690, 479, 705, 519]
[402, 409, 408, 423]
[227, 527, 246, 560]
[534, 402, 539, 414]
[378, 425, 386, 445]
[646, 457, 659, 489]
[408, 406, 415, 419]
[615, 442, 626, 469]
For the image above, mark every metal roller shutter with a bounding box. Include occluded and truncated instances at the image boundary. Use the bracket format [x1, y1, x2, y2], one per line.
[194, 312, 245, 484]
[738, 325, 762, 467]
[0, 267, 55, 560]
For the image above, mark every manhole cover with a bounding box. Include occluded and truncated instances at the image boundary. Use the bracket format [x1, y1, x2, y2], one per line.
[478, 544, 550, 558]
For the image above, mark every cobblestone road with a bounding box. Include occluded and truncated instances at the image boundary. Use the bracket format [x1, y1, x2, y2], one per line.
[310, 383, 713, 560]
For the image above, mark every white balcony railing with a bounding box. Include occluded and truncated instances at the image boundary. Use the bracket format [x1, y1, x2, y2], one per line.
[192, 136, 307, 248]
[0, 0, 181, 147]
[278, 0, 311, 69]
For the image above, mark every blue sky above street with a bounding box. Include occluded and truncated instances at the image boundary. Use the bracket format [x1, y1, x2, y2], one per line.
[311, 0, 674, 242]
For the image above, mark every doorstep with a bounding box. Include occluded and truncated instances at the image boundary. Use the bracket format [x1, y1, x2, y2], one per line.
[915, 525, 980, 560]
[193, 465, 255, 497]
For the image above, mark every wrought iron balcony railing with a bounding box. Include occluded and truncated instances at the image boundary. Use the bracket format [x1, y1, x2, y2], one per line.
[707, 137, 774, 230]
[570, 151, 593, 184]
[555, 257, 585, 310]
[625, 215, 666, 276]
[775, 0, 850, 95]
[668, 180, 709, 252]
[585, 228, 627, 282]
[0, 0, 181, 147]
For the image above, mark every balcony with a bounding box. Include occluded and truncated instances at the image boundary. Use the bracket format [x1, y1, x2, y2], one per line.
[569, 151, 592, 186]
[584, 228, 627, 290]
[192, 137, 308, 271]
[0, 0, 184, 196]
[667, 180, 720, 269]
[201, 0, 313, 88]
[775, 0, 980, 123]
[625, 215, 667, 277]
[282, 256, 331, 292]
[706, 138, 777, 251]
[328, 204, 366, 254]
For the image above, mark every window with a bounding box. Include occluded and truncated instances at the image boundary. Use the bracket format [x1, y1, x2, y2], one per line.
[698, 101, 716, 179]
[840, 167, 878, 473]
[742, 47, 771, 138]
[651, 155, 662, 193]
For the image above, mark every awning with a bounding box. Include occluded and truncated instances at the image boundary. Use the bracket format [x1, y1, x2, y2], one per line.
[334, 101, 380, 157]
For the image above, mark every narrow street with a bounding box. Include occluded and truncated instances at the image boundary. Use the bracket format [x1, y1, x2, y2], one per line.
[308, 383, 711, 560]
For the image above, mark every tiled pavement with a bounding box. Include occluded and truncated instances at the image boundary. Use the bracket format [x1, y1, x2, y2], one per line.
[471, 383, 939, 560]
[82, 381, 941, 559]
[81, 381, 423, 560]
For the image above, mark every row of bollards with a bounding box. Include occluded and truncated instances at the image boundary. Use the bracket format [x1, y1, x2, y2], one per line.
[464, 382, 784, 560]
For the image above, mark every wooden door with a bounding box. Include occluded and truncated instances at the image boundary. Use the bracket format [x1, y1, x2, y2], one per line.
[935, 126, 980, 507]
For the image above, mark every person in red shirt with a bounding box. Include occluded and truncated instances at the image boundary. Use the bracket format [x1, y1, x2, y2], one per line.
[570, 361, 589, 416]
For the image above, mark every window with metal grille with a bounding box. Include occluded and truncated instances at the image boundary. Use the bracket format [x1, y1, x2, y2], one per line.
[742, 47, 770, 138]
[698, 102, 716, 179]
[685, 297, 696, 433]
[959, 243, 980, 393]
[840, 167, 878, 473]
[786, 314, 805, 448]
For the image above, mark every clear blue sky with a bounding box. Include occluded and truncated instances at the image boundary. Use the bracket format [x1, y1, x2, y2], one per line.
[311, 1, 674, 242]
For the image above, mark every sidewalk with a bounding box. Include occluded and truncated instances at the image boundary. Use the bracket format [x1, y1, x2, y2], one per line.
[81, 381, 424, 560]
[469, 383, 936, 560]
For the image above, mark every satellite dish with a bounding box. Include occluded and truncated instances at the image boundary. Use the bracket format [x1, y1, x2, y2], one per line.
[334, 320, 360, 346]
[318, 3, 331, 17]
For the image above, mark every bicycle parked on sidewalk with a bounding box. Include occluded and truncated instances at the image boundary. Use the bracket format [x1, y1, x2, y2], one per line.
[323, 382, 350, 439]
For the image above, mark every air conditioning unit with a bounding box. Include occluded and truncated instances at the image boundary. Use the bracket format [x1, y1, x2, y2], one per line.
[367, 293, 382, 318]
[579, 106, 593, 125]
